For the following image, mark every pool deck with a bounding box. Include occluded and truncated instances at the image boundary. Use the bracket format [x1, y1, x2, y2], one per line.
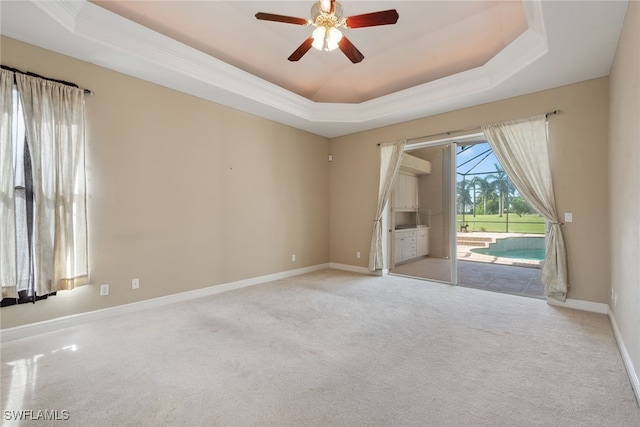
[457, 232, 544, 269]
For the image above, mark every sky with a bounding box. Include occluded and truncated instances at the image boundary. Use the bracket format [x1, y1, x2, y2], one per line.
[455, 142, 522, 199]
[456, 142, 501, 180]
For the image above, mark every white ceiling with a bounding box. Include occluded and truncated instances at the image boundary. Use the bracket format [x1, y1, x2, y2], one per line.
[0, 1, 629, 138]
[91, 0, 529, 104]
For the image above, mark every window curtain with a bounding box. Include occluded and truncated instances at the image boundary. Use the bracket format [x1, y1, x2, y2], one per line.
[482, 115, 568, 301]
[369, 140, 406, 271]
[0, 69, 17, 299]
[15, 74, 88, 295]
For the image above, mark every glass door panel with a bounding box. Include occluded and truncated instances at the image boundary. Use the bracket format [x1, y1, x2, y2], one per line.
[390, 143, 456, 284]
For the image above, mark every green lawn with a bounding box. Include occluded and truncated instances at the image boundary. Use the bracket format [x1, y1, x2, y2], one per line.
[457, 214, 546, 234]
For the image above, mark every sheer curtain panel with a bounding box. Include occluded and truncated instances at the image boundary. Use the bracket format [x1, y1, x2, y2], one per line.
[482, 115, 568, 301]
[0, 69, 17, 298]
[369, 140, 406, 271]
[16, 74, 88, 295]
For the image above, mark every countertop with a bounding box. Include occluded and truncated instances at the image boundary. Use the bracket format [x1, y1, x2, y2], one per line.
[395, 225, 429, 230]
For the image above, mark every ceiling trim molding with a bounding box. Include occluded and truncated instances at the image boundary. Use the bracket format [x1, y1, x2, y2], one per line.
[32, 0, 80, 32]
[7, 0, 554, 137]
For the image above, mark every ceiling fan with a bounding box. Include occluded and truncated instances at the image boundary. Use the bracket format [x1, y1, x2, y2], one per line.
[255, 0, 399, 64]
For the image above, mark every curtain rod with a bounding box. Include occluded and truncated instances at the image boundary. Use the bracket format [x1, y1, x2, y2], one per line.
[1, 64, 93, 96]
[378, 110, 560, 146]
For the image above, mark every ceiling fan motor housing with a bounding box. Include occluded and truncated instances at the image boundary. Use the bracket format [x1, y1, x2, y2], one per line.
[311, 1, 344, 26]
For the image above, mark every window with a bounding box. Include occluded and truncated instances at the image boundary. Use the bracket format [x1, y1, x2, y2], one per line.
[1, 68, 89, 306]
[10, 88, 36, 304]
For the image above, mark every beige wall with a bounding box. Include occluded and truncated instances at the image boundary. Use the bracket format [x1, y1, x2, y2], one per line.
[1, 37, 330, 328]
[330, 78, 610, 303]
[609, 1, 640, 395]
[0, 31, 624, 331]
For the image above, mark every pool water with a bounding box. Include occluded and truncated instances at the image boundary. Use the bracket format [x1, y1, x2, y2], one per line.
[470, 236, 545, 261]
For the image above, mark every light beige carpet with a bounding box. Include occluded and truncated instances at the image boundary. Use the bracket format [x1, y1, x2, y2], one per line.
[2, 269, 638, 426]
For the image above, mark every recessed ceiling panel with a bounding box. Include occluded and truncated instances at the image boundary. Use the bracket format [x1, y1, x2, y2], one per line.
[91, 1, 528, 103]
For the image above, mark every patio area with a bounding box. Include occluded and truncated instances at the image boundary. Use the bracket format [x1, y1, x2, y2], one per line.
[392, 232, 546, 299]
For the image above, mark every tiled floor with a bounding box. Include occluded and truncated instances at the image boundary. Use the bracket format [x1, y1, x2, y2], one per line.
[392, 257, 544, 299]
[457, 260, 545, 299]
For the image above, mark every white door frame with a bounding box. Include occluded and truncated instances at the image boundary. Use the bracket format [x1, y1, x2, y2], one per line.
[385, 132, 485, 284]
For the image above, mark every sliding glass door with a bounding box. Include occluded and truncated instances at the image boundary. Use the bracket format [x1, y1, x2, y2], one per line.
[390, 142, 457, 284]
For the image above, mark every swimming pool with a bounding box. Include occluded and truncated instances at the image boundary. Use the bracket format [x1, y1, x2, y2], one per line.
[470, 236, 545, 261]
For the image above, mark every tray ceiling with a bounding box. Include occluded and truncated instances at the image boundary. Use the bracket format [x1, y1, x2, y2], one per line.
[0, 1, 629, 137]
[91, 0, 528, 104]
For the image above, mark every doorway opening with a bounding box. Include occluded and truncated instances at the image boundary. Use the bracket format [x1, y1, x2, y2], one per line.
[389, 136, 545, 299]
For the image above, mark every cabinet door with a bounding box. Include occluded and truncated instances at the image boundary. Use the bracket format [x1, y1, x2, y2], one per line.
[394, 237, 403, 264]
[417, 230, 429, 257]
[406, 175, 418, 209]
[399, 174, 408, 209]
[394, 173, 419, 210]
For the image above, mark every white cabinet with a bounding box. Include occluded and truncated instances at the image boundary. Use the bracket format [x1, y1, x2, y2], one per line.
[394, 173, 419, 210]
[417, 228, 429, 257]
[394, 236, 404, 264]
[395, 228, 429, 264]
[403, 234, 417, 260]
[394, 229, 418, 263]
[405, 175, 418, 209]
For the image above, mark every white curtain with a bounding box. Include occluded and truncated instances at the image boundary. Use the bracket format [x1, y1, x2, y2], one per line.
[482, 115, 568, 301]
[16, 74, 88, 294]
[369, 140, 406, 271]
[0, 69, 17, 298]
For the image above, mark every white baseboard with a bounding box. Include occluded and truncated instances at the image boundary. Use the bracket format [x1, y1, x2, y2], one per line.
[0, 263, 330, 343]
[546, 297, 609, 314]
[608, 307, 640, 405]
[329, 263, 380, 275]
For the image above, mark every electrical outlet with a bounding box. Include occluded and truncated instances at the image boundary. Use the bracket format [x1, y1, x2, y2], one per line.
[356, 251, 361, 259]
[291, 254, 296, 262]
[132, 278, 139, 289]
[100, 284, 109, 296]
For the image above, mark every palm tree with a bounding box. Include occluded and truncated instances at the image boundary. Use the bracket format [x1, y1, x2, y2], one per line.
[471, 176, 493, 216]
[457, 178, 472, 216]
[492, 163, 515, 217]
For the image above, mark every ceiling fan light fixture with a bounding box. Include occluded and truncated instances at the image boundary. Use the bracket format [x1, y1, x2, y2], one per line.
[312, 26, 343, 51]
[311, 27, 325, 50]
[255, 1, 397, 63]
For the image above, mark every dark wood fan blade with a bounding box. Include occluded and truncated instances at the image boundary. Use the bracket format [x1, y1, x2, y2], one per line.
[338, 36, 364, 63]
[255, 12, 308, 25]
[345, 10, 399, 28]
[288, 37, 314, 61]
